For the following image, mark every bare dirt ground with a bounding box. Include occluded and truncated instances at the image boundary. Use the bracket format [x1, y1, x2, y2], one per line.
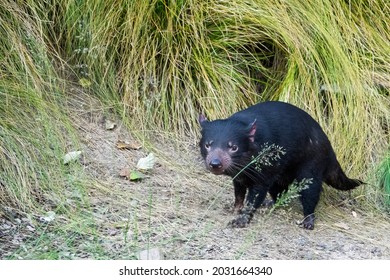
[1, 90, 390, 259]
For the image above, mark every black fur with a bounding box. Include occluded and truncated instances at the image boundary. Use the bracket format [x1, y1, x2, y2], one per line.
[199, 101, 363, 229]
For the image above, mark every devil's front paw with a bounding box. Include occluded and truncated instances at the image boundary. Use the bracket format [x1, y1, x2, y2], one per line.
[229, 213, 252, 228]
[261, 199, 275, 207]
[232, 204, 243, 215]
[298, 214, 315, 230]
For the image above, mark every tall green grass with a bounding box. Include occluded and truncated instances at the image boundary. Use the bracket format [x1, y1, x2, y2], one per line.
[0, 0, 389, 258]
[56, 1, 389, 123]
[376, 150, 390, 211]
[0, 1, 83, 217]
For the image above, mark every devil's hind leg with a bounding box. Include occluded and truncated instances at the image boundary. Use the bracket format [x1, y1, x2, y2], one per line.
[297, 175, 323, 230]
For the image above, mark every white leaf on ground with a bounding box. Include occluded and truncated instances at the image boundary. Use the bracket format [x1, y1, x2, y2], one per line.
[40, 211, 56, 223]
[105, 119, 117, 130]
[63, 151, 82, 164]
[136, 153, 155, 170]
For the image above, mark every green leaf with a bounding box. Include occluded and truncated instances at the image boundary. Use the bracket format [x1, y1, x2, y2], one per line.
[79, 78, 91, 88]
[129, 171, 145, 181]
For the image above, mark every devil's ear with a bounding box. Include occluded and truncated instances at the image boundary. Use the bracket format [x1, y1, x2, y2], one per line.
[247, 119, 256, 142]
[198, 114, 207, 125]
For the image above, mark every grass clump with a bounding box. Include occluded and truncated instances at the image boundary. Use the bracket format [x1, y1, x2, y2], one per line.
[0, 0, 98, 259]
[0, 1, 73, 213]
[1, 0, 390, 259]
[375, 150, 390, 211]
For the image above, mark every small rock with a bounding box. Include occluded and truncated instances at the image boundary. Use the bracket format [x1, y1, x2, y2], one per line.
[138, 247, 163, 260]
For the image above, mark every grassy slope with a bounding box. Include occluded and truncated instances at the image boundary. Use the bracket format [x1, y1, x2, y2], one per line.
[0, 0, 389, 258]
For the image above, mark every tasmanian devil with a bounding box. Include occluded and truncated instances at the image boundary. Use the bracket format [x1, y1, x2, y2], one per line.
[199, 101, 363, 229]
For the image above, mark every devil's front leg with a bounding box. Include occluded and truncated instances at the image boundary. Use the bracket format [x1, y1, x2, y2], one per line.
[233, 179, 247, 214]
[230, 183, 268, 228]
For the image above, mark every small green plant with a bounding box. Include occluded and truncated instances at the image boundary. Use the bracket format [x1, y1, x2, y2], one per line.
[253, 143, 287, 172]
[269, 178, 313, 215]
[232, 142, 312, 214]
[233, 143, 286, 180]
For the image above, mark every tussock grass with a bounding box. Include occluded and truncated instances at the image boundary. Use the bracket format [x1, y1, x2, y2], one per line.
[373, 149, 390, 211]
[0, 0, 93, 256]
[1, 0, 389, 259]
[1, 1, 71, 212]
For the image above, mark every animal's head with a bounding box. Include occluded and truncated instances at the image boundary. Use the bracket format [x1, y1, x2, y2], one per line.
[199, 114, 256, 176]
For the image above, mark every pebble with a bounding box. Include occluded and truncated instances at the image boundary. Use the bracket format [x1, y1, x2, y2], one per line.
[138, 247, 164, 260]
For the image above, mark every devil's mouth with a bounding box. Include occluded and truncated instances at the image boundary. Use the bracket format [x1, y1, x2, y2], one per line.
[209, 168, 225, 175]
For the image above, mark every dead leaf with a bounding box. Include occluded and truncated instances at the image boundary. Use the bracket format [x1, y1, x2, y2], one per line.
[116, 140, 142, 150]
[119, 168, 145, 181]
[119, 167, 131, 177]
[136, 153, 155, 170]
[334, 222, 350, 230]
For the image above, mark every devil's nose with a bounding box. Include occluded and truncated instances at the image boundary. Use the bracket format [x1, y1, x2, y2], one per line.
[209, 159, 223, 169]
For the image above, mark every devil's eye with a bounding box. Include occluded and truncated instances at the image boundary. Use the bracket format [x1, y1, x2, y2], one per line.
[205, 142, 212, 149]
[228, 142, 238, 152]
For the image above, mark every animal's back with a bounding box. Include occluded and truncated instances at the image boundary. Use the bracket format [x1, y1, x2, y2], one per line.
[231, 101, 334, 168]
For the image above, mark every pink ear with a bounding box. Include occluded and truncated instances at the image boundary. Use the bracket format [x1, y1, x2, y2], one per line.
[198, 114, 207, 124]
[248, 119, 256, 142]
